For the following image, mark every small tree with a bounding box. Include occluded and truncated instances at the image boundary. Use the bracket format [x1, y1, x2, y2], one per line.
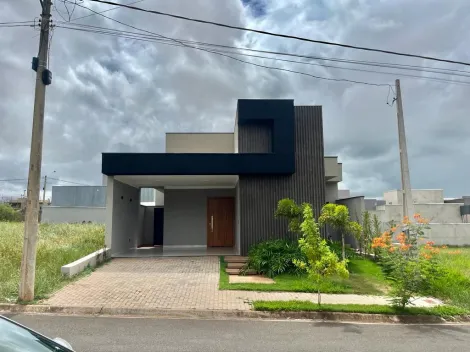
[318, 204, 362, 261]
[293, 204, 349, 305]
[362, 211, 373, 256]
[275, 198, 305, 236]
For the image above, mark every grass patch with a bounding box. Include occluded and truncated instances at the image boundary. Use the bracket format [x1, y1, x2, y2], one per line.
[428, 248, 470, 310]
[0, 222, 105, 303]
[253, 300, 469, 318]
[219, 257, 389, 295]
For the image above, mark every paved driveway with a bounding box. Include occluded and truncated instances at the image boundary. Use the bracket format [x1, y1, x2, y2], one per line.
[45, 257, 251, 310]
[44, 257, 439, 311]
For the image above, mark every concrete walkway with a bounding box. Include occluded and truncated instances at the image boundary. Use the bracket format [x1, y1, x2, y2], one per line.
[44, 257, 442, 311]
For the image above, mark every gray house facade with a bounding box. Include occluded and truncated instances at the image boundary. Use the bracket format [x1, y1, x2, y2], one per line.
[102, 100, 341, 256]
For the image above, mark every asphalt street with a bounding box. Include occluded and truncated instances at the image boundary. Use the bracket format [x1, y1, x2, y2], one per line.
[4, 314, 470, 352]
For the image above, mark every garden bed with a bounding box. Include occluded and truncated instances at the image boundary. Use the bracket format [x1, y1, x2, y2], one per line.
[0, 222, 105, 302]
[219, 257, 389, 295]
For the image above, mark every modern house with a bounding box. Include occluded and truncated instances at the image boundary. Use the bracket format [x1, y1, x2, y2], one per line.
[102, 99, 343, 257]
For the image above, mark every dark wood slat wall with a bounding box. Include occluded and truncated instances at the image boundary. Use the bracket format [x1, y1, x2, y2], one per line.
[238, 106, 325, 255]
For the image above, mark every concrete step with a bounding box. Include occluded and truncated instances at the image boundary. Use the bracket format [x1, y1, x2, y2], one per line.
[226, 268, 257, 275]
[227, 262, 245, 269]
[224, 256, 248, 263]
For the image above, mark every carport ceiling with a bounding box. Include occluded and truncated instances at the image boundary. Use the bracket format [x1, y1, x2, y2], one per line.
[114, 175, 238, 188]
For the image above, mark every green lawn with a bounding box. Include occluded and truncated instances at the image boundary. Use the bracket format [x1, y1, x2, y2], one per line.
[252, 300, 469, 317]
[429, 247, 470, 310]
[0, 222, 105, 302]
[219, 257, 389, 295]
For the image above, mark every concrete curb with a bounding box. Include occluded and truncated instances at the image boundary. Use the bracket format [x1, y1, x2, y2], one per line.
[1, 304, 470, 324]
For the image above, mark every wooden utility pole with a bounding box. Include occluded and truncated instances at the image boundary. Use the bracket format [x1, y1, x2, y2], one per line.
[19, 0, 52, 301]
[395, 79, 414, 220]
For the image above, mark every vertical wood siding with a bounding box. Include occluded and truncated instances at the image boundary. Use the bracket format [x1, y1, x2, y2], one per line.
[238, 106, 325, 255]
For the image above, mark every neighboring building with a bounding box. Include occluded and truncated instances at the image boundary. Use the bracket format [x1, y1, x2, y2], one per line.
[367, 189, 470, 245]
[102, 99, 344, 256]
[42, 185, 162, 224]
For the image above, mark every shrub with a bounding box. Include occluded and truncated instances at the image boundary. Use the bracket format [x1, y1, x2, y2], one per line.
[0, 204, 22, 222]
[372, 214, 441, 308]
[246, 239, 306, 278]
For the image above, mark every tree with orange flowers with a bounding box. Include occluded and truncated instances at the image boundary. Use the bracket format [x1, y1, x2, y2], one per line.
[372, 214, 438, 308]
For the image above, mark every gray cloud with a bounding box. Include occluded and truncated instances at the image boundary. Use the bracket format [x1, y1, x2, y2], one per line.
[0, 0, 469, 200]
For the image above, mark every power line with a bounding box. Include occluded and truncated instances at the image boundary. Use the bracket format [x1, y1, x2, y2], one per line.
[55, 24, 470, 86]
[0, 21, 35, 24]
[87, 0, 470, 67]
[0, 24, 35, 28]
[0, 178, 28, 182]
[60, 2, 391, 88]
[48, 177, 90, 186]
[55, 20, 470, 78]
[71, 0, 145, 21]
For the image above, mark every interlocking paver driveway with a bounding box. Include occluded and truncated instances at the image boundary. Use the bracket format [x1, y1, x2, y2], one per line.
[45, 257, 440, 310]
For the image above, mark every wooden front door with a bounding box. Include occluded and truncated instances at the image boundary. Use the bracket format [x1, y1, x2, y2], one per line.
[207, 197, 234, 247]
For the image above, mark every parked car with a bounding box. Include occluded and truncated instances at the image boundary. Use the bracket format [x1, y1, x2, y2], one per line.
[0, 315, 74, 351]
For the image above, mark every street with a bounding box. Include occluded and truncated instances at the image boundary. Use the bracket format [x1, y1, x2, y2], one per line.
[4, 314, 470, 352]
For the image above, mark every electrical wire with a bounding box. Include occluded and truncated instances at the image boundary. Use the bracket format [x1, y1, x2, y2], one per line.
[48, 177, 91, 186]
[55, 24, 470, 86]
[71, 0, 145, 22]
[58, 3, 392, 88]
[0, 21, 35, 24]
[0, 24, 35, 28]
[55, 21, 470, 78]
[87, 0, 470, 67]
[0, 179, 28, 182]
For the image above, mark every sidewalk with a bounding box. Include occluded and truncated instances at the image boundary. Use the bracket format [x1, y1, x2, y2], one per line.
[41, 257, 442, 311]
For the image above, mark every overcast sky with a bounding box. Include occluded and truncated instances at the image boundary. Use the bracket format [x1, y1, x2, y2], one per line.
[1, 0, 469, 200]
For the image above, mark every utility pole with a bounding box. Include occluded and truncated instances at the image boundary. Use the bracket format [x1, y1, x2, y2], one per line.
[395, 79, 414, 221]
[19, 0, 53, 301]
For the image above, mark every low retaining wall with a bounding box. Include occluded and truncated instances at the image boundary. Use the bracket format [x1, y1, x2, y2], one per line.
[61, 248, 110, 276]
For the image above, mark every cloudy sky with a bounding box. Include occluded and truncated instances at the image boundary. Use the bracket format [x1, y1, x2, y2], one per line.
[1, 0, 469, 200]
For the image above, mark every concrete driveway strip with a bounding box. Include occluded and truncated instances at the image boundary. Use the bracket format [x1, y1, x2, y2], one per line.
[6, 314, 470, 352]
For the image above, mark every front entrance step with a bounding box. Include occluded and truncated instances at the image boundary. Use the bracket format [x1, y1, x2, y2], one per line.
[227, 262, 245, 269]
[226, 268, 257, 275]
[224, 256, 248, 263]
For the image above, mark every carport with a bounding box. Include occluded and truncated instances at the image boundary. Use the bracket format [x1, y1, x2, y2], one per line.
[104, 174, 240, 257]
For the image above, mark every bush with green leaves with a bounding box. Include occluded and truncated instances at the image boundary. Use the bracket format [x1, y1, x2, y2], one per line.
[294, 204, 349, 305]
[0, 204, 22, 222]
[246, 239, 306, 278]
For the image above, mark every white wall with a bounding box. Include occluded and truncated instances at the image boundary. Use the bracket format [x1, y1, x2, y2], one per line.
[136, 205, 145, 248]
[372, 203, 464, 224]
[325, 183, 338, 203]
[166, 133, 234, 153]
[107, 178, 141, 255]
[384, 189, 444, 205]
[42, 206, 106, 223]
[424, 224, 470, 246]
[155, 190, 164, 206]
[164, 188, 235, 246]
